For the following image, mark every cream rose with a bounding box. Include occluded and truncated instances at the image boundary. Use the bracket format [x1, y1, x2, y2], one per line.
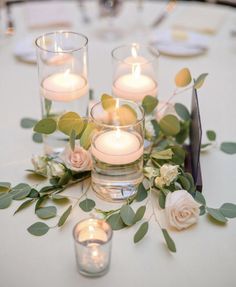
[160, 164, 179, 186]
[165, 190, 200, 230]
[31, 155, 49, 176]
[61, 144, 92, 172]
[47, 161, 65, 177]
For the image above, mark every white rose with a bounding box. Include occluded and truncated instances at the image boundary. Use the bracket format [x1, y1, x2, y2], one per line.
[154, 176, 165, 188]
[165, 190, 200, 230]
[31, 155, 48, 176]
[156, 102, 178, 121]
[47, 161, 65, 177]
[61, 144, 92, 172]
[160, 164, 179, 186]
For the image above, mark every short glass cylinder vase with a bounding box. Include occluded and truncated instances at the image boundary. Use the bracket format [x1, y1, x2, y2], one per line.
[90, 99, 144, 202]
[112, 43, 159, 103]
[35, 31, 89, 155]
[73, 218, 113, 277]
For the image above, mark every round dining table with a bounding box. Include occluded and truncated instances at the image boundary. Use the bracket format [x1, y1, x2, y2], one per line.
[0, 1, 236, 286]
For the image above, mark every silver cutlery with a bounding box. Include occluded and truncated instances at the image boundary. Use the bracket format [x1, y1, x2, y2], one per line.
[151, 0, 176, 28]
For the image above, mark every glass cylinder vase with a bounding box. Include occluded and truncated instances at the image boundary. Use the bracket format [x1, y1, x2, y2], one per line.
[35, 31, 89, 155]
[90, 99, 145, 202]
[112, 43, 159, 103]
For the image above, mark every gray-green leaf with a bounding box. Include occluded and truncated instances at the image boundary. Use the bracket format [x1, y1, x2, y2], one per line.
[174, 103, 190, 121]
[79, 199, 96, 212]
[220, 142, 236, 155]
[160, 115, 180, 136]
[34, 118, 57, 134]
[0, 182, 11, 193]
[120, 205, 135, 226]
[20, 118, 38, 129]
[0, 193, 12, 209]
[32, 133, 43, 143]
[80, 122, 97, 150]
[220, 203, 236, 218]
[193, 73, 208, 89]
[58, 112, 83, 136]
[36, 206, 57, 219]
[14, 199, 35, 215]
[58, 205, 72, 227]
[206, 207, 228, 223]
[133, 206, 146, 223]
[70, 129, 77, 151]
[135, 183, 148, 202]
[206, 130, 216, 141]
[142, 95, 158, 114]
[106, 213, 126, 230]
[195, 191, 206, 206]
[161, 229, 176, 252]
[11, 183, 31, 200]
[27, 222, 50, 236]
[134, 222, 149, 243]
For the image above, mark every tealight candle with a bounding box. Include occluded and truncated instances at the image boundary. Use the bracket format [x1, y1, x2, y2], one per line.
[73, 219, 112, 277]
[41, 71, 88, 102]
[91, 129, 143, 165]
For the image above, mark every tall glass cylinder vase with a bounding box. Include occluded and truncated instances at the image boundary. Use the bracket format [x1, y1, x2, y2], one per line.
[90, 99, 144, 202]
[112, 43, 159, 103]
[35, 31, 89, 155]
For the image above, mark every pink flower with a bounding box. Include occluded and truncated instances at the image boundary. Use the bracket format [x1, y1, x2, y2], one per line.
[61, 144, 92, 172]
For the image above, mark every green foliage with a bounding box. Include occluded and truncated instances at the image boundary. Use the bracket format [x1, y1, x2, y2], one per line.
[160, 115, 180, 136]
[135, 183, 148, 202]
[14, 199, 35, 215]
[32, 133, 43, 143]
[158, 190, 166, 209]
[133, 206, 146, 223]
[107, 213, 126, 230]
[36, 206, 57, 219]
[220, 142, 236, 154]
[0, 182, 11, 193]
[58, 112, 84, 136]
[80, 122, 97, 150]
[220, 203, 236, 218]
[151, 149, 173, 160]
[142, 96, 158, 114]
[206, 207, 228, 223]
[193, 73, 208, 89]
[0, 193, 12, 209]
[69, 129, 76, 151]
[174, 103, 191, 121]
[195, 191, 206, 205]
[45, 99, 52, 116]
[58, 205, 72, 227]
[206, 130, 216, 141]
[134, 222, 149, 243]
[101, 93, 116, 110]
[20, 118, 38, 129]
[117, 104, 137, 125]
[11, 183, 31, 200]
[120, 205, 135, 226]
[34, 118, 57, 134]
[175, 68, 192, 87]
[79, 199, 96, 212]
[150, 119, 160, 138]
[27, 222, 50, 236]
[161, 229, 176, 252]
[171, 146, 186, 165]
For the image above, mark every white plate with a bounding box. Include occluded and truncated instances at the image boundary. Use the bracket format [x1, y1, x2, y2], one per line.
[13, 36, 36, 64]
[150, 29, 209, 57]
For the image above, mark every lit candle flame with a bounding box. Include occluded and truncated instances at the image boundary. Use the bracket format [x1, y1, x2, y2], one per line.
[132, 64, 141, 80]
[131, 44, 138, 58]
[64, 69, 70, 77]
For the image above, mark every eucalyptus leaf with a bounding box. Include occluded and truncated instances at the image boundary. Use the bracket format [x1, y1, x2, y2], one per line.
[101, 94, 116, 110]
[0, 193, 12, 209]
[201, 143, 212, 149]
[199, 205, 206, 216]
[220, 142, 236, 155]
[133, 206, 146, 223]
[178, 175, 191, 191]
[36, 206, 57, 219]
[58, 112, 84, 136]
[35, 196, 48, 211]
[161, 229, 176, 252]
[0, 182, 11, 193]
[151, 149, 173, 160]
[220, 203, 236, 218]
[107, 213, 126, 230]
[171, 146, 185, 165]
[32, 133, 43, 143]
[120, 205, 135, 226]
[11, 183, 31, 200]
[52, 194, 69, 202]
[142, 96, 158, 114]
[70, 129, 77, 151]
[117, 104, 137, 125]
[45, 99, 52, 116]
[20, 118, 38, 129]
[58, 205, 72, 227]
[58, 172, 71, 186]
[27, 222, 50, 236]
[135, 183, 148, 202]
[175, 68, 192, 87]
[158, 191, 166, 209]
[34, 118, 57, 134]
[160, 115, 180, 136]
[174, 103, 190, 121]
[28, 189, 39, 199]
[206, 207, 227, 223]
[80, 122, 97, 150]
[195, 191, 206, 205]
[193, 73, 208, 89]
[134, 222, 149, 243]
[151, 119, 160, 137]
[14, 199, 35, 215]
[206, 130, 216, 141]
[79, 199, 96, 212]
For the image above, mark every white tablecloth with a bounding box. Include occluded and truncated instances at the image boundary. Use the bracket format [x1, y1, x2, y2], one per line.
[0, 1, 236, 287]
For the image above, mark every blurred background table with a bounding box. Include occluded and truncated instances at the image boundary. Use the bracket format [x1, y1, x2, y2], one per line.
[0, 1, 236, 287]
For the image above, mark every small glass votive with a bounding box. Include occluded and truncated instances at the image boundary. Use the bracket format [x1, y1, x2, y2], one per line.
[90, 99, 145, 202]
[112, 43, 159, 103]
[73, 218, 113, 277]
[35, 31, 89, 155]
